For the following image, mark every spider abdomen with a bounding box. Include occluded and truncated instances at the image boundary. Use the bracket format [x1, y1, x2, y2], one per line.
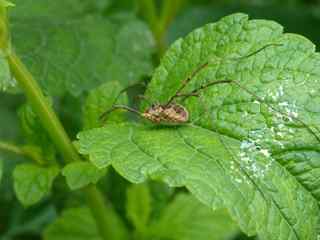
[142, 104, 189, 124]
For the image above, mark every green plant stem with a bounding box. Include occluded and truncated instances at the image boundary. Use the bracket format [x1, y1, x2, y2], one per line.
[8, 53, 77, 163]
[7, 52, 128, 240]
[85, 185, 129, 240]
[139, 0, 185, 58]
[0, 141, 44, 164]
[0, 141, 24, 156]
[138, 0, 158, 34]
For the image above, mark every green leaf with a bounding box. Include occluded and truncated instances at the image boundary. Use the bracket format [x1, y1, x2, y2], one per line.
[78, 123, 320, 240]
[10, 0, 89, 18]
[18, 102, 56, 160]
[1, 204, 56, 239]
[0, 50, 13, 92]
[126, 183, 151, 233]
[62, 162, 107, 190]
[13, 163, 59, 206]
[10, 0, 155, 96]
[0, 157, 3, 184]
[148, 193, 239, 240]
[83, 81, 128, 130]
[0, 0, 14, 8]
[43, 207, 101, 240]
[77, 13, 320, 240]
[0, 94, 21, 140]
[148, 181, 174, 220]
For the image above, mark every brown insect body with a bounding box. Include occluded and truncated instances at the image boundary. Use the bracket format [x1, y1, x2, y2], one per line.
[142, 103, 189, 124]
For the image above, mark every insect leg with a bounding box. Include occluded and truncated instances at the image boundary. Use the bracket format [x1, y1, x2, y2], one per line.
[112, 81, 147, 106]
[165, 62, 209, 106]
[180, 78, 320, 143]
[135, 94, 155, 105]
[230, 80, 320, 143]
[178, 80, 232, 102]
[228, 43, 283, 61]
[165, 44, 282, 107]
[100, 104, 142, 122]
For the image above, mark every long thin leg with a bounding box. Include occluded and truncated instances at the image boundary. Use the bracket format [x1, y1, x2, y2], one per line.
[112, 81, 147, 106]
[100, 105, 142, 122]
[229, 43, 283, 61]
[178, 80, 232, 102]
[178, 78, 320, 143]
[165, 62, 209, 106]
[165, 43, 282, 106]
[135, 94, 154, 105]
[230, 80, 320, 142]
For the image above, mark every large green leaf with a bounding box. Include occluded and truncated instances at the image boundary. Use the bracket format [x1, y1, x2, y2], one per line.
[148, 193, 239, 240]
[77, 13, 320, 239]
[8, 0, 154, 96]
[13, 163, 59, 206]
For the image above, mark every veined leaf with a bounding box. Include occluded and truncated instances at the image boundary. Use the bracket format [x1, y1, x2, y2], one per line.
[9, 0, 154, 96]
[13, 163, 59, 206]
[148, 193, 239, 240]
[43, 207, 101, 240]
[77, 13, 320, 239]
[62, 162, 107, 190]
[83, 81, 128, 130]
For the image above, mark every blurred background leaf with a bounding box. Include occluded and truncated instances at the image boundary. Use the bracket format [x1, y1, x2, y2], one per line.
[9, 0, 155, 96]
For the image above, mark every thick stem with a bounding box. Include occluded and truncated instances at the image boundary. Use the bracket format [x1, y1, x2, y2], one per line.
[8, 53, 78, 163]
[138, 0, 158, 35]
[7, 52, 128, 240]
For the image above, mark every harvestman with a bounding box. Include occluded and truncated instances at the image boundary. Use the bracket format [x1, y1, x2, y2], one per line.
[100, 44, 320, 142]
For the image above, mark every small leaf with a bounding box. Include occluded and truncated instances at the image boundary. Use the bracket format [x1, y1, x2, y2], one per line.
[0, 157, 3, 184]
[43, 207, 101, 240]
[83, 81, 128, 130]
[0, 50, 15, 92]
[13, 163, 59, 206]
[62, 162, 107, 190]
[148, 193, 239, 240]
[126, 183, 151, 233]
[18, 102, 56, 160]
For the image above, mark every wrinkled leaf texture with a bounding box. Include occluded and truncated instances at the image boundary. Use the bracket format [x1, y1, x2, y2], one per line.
[78, 13, 320, 240]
